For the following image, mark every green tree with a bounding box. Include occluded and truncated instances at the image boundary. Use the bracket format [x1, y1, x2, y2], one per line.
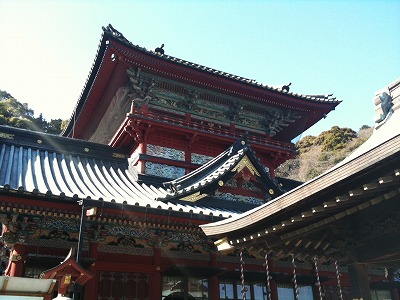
[0, 90, 13, 100]
[0, 89, 66, 134]
[314, 126, 357, 151]
[0, 97, 35, 129]
[34, 113, 47, 131]
[296, 135, 316, 153]
[46, 118, 64, 134]
[60, 119, 69, 132]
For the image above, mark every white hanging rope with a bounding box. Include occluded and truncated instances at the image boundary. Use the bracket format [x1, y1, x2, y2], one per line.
[264, 252, 272, 300]
[335, 260, 343, 300]
[313, 256, 323, 300]
[292, 255, 299, 300]
[240, 250, 247, 300]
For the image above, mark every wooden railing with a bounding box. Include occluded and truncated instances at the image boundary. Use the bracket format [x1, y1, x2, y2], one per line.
[130, 110, 294, 152]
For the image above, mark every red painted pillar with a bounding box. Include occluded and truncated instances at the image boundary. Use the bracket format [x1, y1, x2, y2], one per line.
[84, 266, 97, 300]
[269, 280, 278, 300]
[138, 142, 146, 173]
[348, 263, 372, 300]
[151, 270, 162, 300]
[230, 123, 235, 135]
[70, 240, 95, 300]
[89, 242, 98, 260]
[185, 144, 192, 175]
[209, 275, 219, 300]
[142, 104, 149, 116]
[209, 253, 219, 300]
[84, 242, 98, 300]
[269, 259, 278, 300]
[153, 247, 162, 269]
[151, 248, 162, 300]
[5, 243, 26, 277]
[269, 166, 275, 178]
[185, 112, 191, 122]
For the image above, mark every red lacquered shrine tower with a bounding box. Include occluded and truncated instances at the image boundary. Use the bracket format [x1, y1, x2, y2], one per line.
[64, 25, 339, 181]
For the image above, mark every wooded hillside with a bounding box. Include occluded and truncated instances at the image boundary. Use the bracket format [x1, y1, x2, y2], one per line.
[0, 90, 67, 134]
[276, 126, 373, 182]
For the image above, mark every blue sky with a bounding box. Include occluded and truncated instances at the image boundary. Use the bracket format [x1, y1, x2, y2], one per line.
[0, 0, 399, 138]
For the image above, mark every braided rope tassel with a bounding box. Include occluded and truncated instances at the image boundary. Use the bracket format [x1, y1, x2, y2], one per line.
[335, 261, 343, 300]
[292, 255, 299, 300]
[264, 253, 272, 300]
[240, 249, 247, 300]
[314, 256, 323, 300]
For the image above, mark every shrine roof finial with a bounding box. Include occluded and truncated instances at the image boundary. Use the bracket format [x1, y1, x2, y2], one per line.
[102, 23, 131, 44]
[282, 82, 292, 93]
[155, 44, 165, 55]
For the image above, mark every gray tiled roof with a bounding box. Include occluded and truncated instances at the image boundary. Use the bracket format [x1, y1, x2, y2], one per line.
[0, 126, 253, 219]
[0, 128, 161, 203]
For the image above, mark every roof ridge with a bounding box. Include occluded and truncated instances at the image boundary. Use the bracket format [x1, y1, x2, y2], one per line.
[102, 24, 340, 103]
[0, 125, 127, 160]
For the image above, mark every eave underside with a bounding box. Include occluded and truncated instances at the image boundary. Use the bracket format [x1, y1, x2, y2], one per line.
[205, 152, 400, 265]
[201, 118, 400, 265]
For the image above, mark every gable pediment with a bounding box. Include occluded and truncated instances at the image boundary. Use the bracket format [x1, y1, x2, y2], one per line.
[161, 136, 284, 206]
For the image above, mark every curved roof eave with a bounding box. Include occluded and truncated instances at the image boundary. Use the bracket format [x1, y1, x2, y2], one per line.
[62, 30, 110, 137]
[101, 25, 340, 105]
[62, 25, 340, 136]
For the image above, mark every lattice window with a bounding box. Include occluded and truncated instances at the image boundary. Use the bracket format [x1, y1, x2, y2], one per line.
[191, 153, 213, 164]
[146, 144, 185, 161]
[145, 162, 185, 179]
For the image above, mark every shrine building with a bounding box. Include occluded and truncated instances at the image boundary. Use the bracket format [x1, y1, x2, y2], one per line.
[0, 25, 398, 300]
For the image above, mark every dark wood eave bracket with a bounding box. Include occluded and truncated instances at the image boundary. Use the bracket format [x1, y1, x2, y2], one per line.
[0, 198, 210, 249]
